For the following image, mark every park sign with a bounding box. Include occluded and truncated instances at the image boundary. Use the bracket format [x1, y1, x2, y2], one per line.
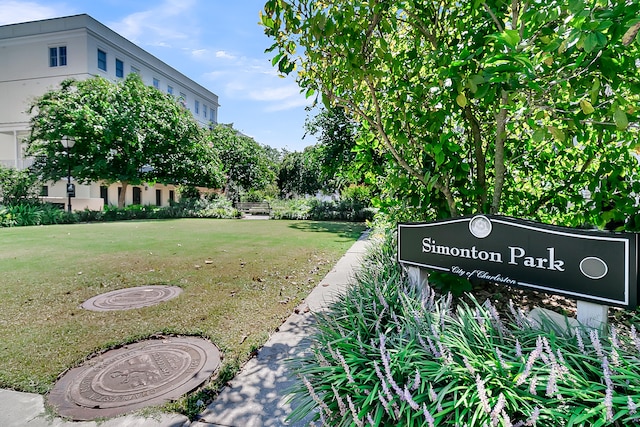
[398, 215, 639, 309]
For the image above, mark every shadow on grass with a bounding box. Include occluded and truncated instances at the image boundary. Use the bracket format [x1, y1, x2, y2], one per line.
[287, 221, 367, 240]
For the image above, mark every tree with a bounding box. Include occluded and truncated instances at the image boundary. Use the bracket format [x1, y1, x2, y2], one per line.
[26, 74, 223, 207]
[206, 124, 277, 199]
[262, 0, 640, 227]
[305, 106, 356, 189]
[277, 147, 323, 197]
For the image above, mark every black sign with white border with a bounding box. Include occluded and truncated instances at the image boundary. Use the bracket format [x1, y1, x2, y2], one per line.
[398, 215, 639, 309]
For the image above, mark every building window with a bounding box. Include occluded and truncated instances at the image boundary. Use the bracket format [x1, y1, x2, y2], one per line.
[49, 46, 67, 67]
[40, 185, 49, 196]
[115, 59, 124, 78]
[97, 49, 107, 71]
[169, 190, 175, 203]
[210, 108, 217, 122]
[167, 86, 173, 95]
[131, 66, 140, 75]
[194, 100, 200, 114]
[203, 105, 208, 118]
[133, 187, 142, 205]
[153, 78, 159, 89]
[100, 186, 109, 206]
[179, 93, 187, 108]
[155, 189, 162, 206]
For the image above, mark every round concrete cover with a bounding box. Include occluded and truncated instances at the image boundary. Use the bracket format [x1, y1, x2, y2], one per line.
[47, 337, 221, 421]
[81, 285, 183, 311]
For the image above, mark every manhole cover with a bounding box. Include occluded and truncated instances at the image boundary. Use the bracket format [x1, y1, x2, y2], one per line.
[81, 285, 183, 311]
[48, 337, 220, 421]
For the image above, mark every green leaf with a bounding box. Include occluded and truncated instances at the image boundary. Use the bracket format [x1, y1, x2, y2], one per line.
[456, 93, 467, 108]
[579, 99, 594, 115]
[548, 126, 566, 142]
[532, 128, 546, 143]
[473, 84, 490, 99]
[590, 77, 600, 104]
[271, 52, 283, 67]
[583, 33, 599, 52]
[614, 108, 628, 130]
[503, 29, 521, 47]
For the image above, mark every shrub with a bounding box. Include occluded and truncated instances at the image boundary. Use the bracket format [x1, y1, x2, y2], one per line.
[7, 203, 43, 226]
[194, 197, 239, 219]
[0, 165, 41, 205]
[0, 205, 16, 227]
[288, 231, 640, 426]
[270, 197, 375, 221]
[39, 203, 72, 225]
[270, 198, 313, 220]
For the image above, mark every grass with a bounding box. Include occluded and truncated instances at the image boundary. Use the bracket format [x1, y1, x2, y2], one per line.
[0, 218, 366, 400]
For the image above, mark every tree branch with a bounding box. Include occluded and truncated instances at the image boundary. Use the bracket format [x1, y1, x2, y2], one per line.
[464, 104, 487, 211]
[491, 89, 509, 214]
[483, 3, 504, 32]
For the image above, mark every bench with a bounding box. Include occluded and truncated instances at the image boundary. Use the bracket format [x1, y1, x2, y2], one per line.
[234, 202, 271, 215]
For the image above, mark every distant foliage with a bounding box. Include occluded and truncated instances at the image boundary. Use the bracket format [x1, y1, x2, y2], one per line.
[207, 124, 277, 195]
[277, 148, 324, 198]
[270, 196, 375, 222]
[0, 165, 41, 205]
[0, 197, 240, 227]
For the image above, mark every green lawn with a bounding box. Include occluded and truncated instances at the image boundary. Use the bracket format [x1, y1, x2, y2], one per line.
[0, 219, 365, 395]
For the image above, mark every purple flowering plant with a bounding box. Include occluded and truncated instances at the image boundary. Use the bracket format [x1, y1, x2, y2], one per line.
[286, 231, 640, 426]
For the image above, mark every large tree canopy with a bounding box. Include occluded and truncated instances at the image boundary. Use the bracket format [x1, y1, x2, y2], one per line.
[306, 106, 368, 190]
[263, 0, 640, 228]
[27, 74, 223, 207]
[278, 147, 324, 197]
[206, 124, 277, 197]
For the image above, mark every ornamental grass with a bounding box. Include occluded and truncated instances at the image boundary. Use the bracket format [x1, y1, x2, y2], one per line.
[288, 232, 640, 426]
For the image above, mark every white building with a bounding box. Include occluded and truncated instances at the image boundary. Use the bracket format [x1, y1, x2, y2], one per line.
[0, 14, 219, 209]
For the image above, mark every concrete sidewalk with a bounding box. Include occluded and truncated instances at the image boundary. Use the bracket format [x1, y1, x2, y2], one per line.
[0, 232, 371, 427]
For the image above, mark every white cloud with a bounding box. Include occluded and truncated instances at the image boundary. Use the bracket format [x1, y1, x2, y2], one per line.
[249, 85, 302, 102]
[264, 95, 312, 112]
[191, 49, 209, 58]
[0, 1, 71, 25]
[108, 0, 198, 47]
[215, 50, 236, 60]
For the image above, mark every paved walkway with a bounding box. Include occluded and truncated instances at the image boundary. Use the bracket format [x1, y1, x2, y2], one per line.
[0, 232, 371, 427]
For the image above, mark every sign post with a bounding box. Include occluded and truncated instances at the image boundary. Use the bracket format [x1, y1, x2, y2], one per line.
[406, 265, 429, 292]
[576, 300, 609, 329]
[398, 215, 639, 328]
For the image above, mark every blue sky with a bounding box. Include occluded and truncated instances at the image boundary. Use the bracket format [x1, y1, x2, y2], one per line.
[0, 0, 316, 152]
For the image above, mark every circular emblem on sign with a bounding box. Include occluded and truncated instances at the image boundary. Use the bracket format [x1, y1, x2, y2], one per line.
[469, 215, 492, 239]
[580, 256, 608, 280]
[47, 337, 221, 420]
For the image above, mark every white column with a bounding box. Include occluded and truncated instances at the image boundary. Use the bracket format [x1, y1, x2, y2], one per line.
[13, 130, 19, 168]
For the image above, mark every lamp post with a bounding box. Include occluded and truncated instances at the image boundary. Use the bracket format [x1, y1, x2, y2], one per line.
[60, 136, 75, 213]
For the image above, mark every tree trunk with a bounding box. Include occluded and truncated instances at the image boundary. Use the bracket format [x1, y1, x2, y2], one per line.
[118, 181, 128, 208]
[491, 90, 509, 214]
[464, 105, 487, 212]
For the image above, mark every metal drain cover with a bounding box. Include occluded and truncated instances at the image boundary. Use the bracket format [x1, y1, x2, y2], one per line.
[81, 285, 183, 311]
[47, 336, 220, 420]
